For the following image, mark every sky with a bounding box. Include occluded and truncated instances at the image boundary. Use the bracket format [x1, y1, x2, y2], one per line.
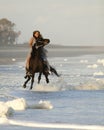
[0, 0, 104, 46]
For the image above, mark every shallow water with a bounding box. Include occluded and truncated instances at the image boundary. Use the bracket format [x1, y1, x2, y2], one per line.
[0, 54, 104, 129]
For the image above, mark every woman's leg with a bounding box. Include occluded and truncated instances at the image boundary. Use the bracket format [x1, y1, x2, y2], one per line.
[26, 55, 30, 70]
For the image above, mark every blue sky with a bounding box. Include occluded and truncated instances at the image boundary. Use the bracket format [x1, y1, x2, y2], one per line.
[0, 0, 104, 45]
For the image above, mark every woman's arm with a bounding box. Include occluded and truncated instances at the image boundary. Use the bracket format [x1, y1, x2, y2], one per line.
[29, 37, 36, 47]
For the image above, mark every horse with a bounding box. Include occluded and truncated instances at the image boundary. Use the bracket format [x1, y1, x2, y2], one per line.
[23, 39, 60, 89]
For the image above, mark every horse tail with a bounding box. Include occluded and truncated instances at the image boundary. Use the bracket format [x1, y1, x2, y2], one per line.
[50, 66, 60, 77]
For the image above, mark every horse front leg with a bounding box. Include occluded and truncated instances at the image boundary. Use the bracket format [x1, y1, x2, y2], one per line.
[38, 72, 42, 84]
[30, 74, 35, 90]
[23, 76, 31, 88]
[44, 74, 49, 83]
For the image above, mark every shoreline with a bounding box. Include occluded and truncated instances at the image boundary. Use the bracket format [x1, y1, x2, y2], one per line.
[0, 45, 104, 65]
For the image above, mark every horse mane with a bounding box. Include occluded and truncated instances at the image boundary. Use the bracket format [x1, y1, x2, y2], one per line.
[31, 45, 37, 58]
[30, 39, 49, 58]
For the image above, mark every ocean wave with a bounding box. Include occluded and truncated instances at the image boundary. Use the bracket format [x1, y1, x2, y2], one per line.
[1, 119, 104, 130]
[0, 98, 53, 118]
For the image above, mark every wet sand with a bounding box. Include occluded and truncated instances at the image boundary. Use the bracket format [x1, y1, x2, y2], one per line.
[0, 45, 104, 65]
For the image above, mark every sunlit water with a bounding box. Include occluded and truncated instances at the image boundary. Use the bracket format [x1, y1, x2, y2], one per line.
[0, 54, 104, 129]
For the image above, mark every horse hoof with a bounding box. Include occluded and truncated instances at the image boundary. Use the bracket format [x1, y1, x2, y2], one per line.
[30, 87, 32, 90]
[38, 81, 40, 84]
[46, 81, 49, 83]
[24, 75, 27, 79]
[23, 84, 26, 88]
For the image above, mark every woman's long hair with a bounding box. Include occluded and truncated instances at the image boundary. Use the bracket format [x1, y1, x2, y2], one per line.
[33, 30, 43, 39]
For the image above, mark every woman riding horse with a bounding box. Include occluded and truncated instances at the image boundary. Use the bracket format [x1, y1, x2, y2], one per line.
[23, 31, 59, 89]
[26, 30, 50, 75]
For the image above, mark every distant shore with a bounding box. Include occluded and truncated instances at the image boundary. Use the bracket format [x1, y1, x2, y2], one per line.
[0, 44, 104, 65]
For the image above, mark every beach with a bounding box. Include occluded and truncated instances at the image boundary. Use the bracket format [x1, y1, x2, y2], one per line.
[0, 45, 104, 129]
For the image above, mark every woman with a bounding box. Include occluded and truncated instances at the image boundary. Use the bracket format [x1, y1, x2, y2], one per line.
[26, 30, 50, 73]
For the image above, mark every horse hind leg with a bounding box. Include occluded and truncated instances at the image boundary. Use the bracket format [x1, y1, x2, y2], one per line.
[50, 66, 60, 77]
[44, 74, 49, 83]
[38, 72, 42, 84]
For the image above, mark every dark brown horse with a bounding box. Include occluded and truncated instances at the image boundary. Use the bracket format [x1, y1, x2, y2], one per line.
[23, 39, 59, 89]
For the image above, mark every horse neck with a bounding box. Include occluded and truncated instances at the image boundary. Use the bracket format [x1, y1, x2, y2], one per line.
[32, 49, 43, 71]
[31, 48, 41, 62]
[29, 47, 43, 73]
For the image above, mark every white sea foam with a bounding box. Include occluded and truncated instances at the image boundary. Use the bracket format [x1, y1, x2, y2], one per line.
[0, 102, 14, 117]
[28, 100, 53, 109]
[76, 79, 104, 90]
[64, 58, 68, 61]
[6, 98, 27, 110]
[87, 64, 98, 68]
[1, 119, 104, 130]
[76, 84, 100, 90]
[0, 96, 103, 129]
[97, 59, 104, 64]
[93, 71, 104, 76]
[12, 58, 16, 61]
[32, 79, 104, 91]
[32, 84, 61, 92]
[80, 60, 88, 63]
[0, 98, 27, 118]
[0, 98, 53, 125]
[0, 98, 53, 118]
[59, 64, 63, 67]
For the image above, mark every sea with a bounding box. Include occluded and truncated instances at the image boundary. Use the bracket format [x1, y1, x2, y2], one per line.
[0, 53, 104, 130]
